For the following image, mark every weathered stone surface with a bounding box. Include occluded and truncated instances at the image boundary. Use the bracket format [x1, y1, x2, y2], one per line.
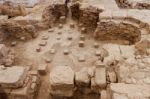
[49, 66, 74, 97]
[0, 66, 27, 88]
[118, 57, 150, 84]
[109, 83, 150, 99]
[75, 67, 90, 86]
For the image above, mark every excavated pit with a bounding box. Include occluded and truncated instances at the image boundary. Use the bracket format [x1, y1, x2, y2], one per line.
[0, 0, 150, 99]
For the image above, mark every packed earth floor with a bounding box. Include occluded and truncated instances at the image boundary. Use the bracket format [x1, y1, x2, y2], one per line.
[0, 0, 150, 99]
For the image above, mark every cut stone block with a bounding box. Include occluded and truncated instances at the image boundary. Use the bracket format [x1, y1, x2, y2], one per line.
[42, 35, 49, 40]
[67, 36, 73, 40]
[36, 46, 41, 52]
[0, 66, 27, 88]
[75, 67, 90, 86]
[59, 16, 66, 24]
[78, 55, 86, 62]
[70, 23, 75, 28]
[81, 27, 86, 33]
[39, 41, 47, 46]
[79, 41, 85, 47]
[11, 41, 17, 46]
[58, 24, 63, 29]
[63, 49, 70, 55]
[94, 67, 106, 89]
[49, 66, 74, 97]
[38, 64, 48, 75]
[95, 50, 101, 56]
[50, 49, 56, 54]
[48, 29, 54, 32]
[94, 43, 99, 48]
[80, 35, 85, 41]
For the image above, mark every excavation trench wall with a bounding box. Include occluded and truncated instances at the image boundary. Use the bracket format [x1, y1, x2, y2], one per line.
[115, 0, 150, 9]
[94, 20, 141, 44]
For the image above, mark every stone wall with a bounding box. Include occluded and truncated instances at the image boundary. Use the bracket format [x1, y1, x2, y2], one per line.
[0, 20, 37, 40]
[42, 0, 68, 27]
[71, 2, 104, 32]
[115, 0, 150, 9]
[94, 20, 141, 44]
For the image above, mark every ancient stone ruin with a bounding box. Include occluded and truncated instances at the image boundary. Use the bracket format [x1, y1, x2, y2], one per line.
[0, 0, 150, 99]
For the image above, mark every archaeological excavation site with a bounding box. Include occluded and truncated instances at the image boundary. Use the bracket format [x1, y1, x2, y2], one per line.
[0, 0, 150, 99]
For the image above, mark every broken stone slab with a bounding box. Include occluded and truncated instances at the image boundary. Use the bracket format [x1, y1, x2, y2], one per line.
[49, 66, 74, 97]
[38, 64, 48, 75]
[0, 66, 27, 88]
[75, 67, 90, 86]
